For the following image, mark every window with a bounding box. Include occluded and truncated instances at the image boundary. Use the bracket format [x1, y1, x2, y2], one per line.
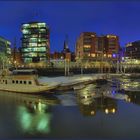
[16, 80, 18, 84]
[12, 80, 15, 84]
[24, 81, 26, 84]
[20, 81, 22, 84]
[29, 81, 32, 84]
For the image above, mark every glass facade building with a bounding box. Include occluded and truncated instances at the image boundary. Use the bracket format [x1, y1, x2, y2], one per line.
[21, 22, 50, 63]
[0, 36, 11, 56]
[0, 36, 11, 68]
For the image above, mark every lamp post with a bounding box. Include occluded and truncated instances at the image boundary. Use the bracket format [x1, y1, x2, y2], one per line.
[64, 59, 70, 76]
[81, 60, 83, 75]
[14, 60, 17, 69]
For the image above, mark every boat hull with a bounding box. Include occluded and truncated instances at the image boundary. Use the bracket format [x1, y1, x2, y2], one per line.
[0, 83, 59, 93]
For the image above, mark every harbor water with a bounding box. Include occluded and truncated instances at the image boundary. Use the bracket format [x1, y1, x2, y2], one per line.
[0, 76, 140, 139]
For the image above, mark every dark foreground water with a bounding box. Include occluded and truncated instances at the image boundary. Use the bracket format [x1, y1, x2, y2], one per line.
[0, 77, 140, 139]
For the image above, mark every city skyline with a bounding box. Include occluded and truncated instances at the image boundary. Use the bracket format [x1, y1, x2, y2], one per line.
[0, 1, 140, 52]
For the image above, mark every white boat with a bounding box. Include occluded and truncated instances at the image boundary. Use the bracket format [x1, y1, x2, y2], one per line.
[0, 69, 60, 93]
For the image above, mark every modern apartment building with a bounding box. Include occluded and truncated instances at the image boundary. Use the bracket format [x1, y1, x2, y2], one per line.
[75, 32, 97, 61]
[21, 22, 50, 63]
[126, 40, 140, 59]
[75, 32, 120, 61]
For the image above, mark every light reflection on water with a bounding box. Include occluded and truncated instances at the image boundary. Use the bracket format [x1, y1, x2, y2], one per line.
[0, 77, 140, 138]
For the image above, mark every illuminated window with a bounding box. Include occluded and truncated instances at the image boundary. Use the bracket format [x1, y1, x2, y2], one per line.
[108, 54, 112, 58]
[38, 23, 46, 27]
[84, 45, 91, 48]
[29, 43, 37, 47]
[126, 43, 132, 47]
[23, 24, 29, 28]
[107, 35, 117, 38]
[91, 53, 95, 57]
[30, 24, 38, 28]
[22, 29, 29, 34]
[32, 34, 38, 38]
[91, 35, 95, 37]
[39, 29, 46, 33]
[30, 38, 37, 42]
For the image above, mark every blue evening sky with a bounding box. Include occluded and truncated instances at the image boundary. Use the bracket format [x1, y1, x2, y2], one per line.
[0, 1, 140, 52]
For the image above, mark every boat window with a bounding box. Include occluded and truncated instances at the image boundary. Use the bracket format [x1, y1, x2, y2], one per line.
[20, 81, 22, 84]
[12, 80, 15, 83]
[29, 81, 32, 84]
[5, 80, 7, 84]
[12, 69, 38, 75]
[24, 81, 26, 84]
[3, 80, 4, 83]
[16, 80, 18, 84]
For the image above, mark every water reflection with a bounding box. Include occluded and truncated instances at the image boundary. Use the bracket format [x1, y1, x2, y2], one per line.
[0, 91, 60, 136]
[75, 84, 118, 116]
[74, 77, 140, 117]
[110, 77, 140, 106]
[78, 96, 117, 116]
[1, 76, 140, 138]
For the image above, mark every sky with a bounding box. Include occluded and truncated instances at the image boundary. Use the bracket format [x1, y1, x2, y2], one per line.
[0, 0, 140, 52]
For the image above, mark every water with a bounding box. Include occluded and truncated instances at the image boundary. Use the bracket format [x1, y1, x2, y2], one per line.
[0, 77, 140, 139]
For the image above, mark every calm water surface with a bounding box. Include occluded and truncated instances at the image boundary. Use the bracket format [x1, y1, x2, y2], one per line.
[0, 77, 140, 139]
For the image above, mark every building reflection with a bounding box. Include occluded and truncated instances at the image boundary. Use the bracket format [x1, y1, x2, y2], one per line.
[76, 85, 117, 116]
[78, 96, 117, 116]
[125, 91, 140, 106]
[0, 91, 60, 134]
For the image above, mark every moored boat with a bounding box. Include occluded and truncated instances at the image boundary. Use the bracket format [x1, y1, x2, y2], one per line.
[0, 69, 60, 93]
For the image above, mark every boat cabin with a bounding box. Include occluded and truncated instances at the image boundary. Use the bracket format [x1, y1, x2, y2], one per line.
[0, 69, 39, 86]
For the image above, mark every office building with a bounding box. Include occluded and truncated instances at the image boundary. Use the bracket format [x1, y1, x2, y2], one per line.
[126, 40, 140, 59]
[0, 36, 11, 68]
[21, 22, 50, 63]
[0, 36, 11, 56]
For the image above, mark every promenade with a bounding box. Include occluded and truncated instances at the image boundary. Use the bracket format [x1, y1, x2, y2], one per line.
[38, 73, 108, 90]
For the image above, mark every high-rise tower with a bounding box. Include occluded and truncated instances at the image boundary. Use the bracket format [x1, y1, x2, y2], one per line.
[21, 22, 50, 63]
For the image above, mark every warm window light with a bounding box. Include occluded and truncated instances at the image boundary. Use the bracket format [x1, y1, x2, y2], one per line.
[104, 54, 106, 57]
[108, 54, 112, 58]
[107, 35, 117, 38]
[91, 35, 95, 37]
[126, 43, 132, 47]
[91, 53, 95, 57]
[88, 53, 91, 56]
[84, 45, 91, 48]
